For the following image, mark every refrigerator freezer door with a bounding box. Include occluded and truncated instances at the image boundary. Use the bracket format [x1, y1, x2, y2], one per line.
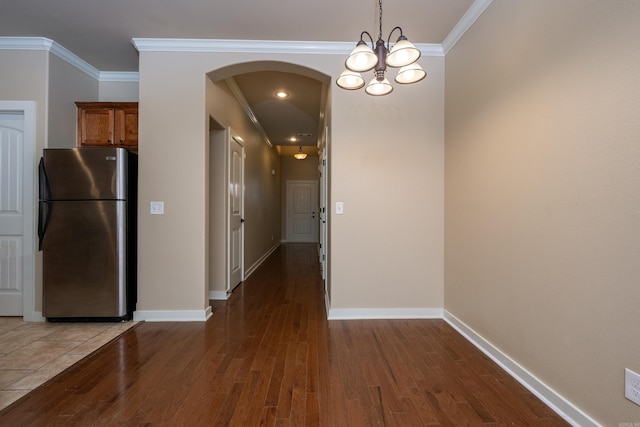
[42, 148, 128, 201]
[42, 200, 128, 318]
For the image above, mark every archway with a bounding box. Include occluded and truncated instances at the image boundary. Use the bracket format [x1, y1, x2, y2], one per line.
[205, 61, 331, 303]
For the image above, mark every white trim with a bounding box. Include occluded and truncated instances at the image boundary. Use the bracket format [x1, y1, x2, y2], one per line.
[244, 242, 280, 279]
[99, 72, 139, 82]
[133, 307, 212, 322]
[209, 291, 229, 301]
[0, 37, 100, 80]
[48, 40, 100, 79]
[29, 311, 46, 323]
[328, 307, 443, 320]
[442, 0, 493, 54]
[443, 310, 600, 427]
[131, 38, 444, 57]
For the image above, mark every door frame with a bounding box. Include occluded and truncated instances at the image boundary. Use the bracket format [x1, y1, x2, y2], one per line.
[319, 144, 328, 282]
[0, 100, 38, 321]
[226, 128, 244, 292]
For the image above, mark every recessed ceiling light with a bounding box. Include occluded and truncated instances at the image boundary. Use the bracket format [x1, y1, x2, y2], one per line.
[275, 90, 289, 98]
[289, 137, 297, 142]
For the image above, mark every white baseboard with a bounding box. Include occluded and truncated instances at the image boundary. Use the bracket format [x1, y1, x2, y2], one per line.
[327, 307, 443, 320]
[209, 291, 229, 301]
[133, 306, 212, 322]
[443, 310, 599, 427]
[24, 311, 46, 322]
[244, 242, 280, 279]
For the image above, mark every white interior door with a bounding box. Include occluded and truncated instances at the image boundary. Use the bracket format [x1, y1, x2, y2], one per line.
[0, 102, 35, 318]
[286, 180, 318, 243]
[228, 132, 244, 291]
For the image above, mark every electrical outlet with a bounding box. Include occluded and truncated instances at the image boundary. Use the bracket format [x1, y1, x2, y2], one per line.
[625, 368, 640, 406]
[150, 201, 164, 215]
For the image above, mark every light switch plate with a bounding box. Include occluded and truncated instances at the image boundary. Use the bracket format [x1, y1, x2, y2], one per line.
[336, 202, 344, 215]
[150, 201, 164, 215]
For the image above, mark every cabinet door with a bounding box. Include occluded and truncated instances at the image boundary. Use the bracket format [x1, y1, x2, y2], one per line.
[79, 108, 115, 146]
[114, 108, 138, 147]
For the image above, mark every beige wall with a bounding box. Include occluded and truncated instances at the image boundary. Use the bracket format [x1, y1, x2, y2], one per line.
[0, 50, 48, 154]
[330, 56, 445, 310]
[136, 50, 445, 314]
[99, 80, 139, 102]
[48, 54, 98, 148]
[444, 1, 640, 424]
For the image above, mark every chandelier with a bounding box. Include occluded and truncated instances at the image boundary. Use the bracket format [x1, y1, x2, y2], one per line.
[293, 146, 307, 160]
[336, 0, 426, 96]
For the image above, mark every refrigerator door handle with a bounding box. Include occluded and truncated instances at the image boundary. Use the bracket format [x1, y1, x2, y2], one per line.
[38, 201, 51, 251]
[39, 157, 51, 200]
[38, 158, 52, 251]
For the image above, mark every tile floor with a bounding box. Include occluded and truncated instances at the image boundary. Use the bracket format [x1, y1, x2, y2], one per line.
[0, 317, 137, 411]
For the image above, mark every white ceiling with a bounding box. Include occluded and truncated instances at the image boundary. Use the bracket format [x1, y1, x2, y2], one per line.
[0, 0, 479, 152]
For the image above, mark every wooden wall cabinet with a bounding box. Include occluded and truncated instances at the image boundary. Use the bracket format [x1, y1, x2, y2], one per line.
[76, 102, 138, 149]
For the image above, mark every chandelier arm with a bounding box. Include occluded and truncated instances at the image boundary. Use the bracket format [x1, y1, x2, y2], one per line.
[359, 31, 375, 49]
[387, 26, 404, 49]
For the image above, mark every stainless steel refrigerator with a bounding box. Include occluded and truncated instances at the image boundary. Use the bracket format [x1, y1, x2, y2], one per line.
[38, 147, 137, 321]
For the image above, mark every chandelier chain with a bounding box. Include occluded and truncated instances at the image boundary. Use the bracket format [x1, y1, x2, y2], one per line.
[378, 0, 383, 41]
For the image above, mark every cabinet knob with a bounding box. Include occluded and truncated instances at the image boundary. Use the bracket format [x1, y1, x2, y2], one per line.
[107, 139, 112, 144]
[120, 140, 124, 145]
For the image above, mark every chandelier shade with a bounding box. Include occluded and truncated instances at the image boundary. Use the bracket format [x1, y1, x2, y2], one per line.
[345, 40, 378, 72]
[365, 77, 393, 96]
[386, 38, 421, 68]
[336, 0, 425, 96]
[336, 69, 366, 90]
[293, 146, 307, 160]
[394, 62, 427, 84]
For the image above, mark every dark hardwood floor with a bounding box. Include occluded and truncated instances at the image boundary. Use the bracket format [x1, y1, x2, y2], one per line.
[0, 243, 569, 426]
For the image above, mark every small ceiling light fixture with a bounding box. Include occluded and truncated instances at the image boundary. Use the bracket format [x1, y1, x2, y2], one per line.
[275, 90, 289, 98]
[293, 146, 308, 160]
[336, 0, 426, 96]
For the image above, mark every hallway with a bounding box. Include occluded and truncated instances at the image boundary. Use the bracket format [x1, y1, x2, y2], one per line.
[0, 243, 568, 426]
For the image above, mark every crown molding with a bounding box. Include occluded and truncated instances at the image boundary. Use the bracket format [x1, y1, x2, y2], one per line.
[0, 36, 100, 80]
[0, 37, 141, 82]
[131, 38, 444, 57]
[99, 71, 139, 82]
[442, 0, 493, 54]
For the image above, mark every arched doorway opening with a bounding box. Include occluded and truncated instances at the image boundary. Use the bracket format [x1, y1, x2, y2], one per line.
[205, 61, 331, 303]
